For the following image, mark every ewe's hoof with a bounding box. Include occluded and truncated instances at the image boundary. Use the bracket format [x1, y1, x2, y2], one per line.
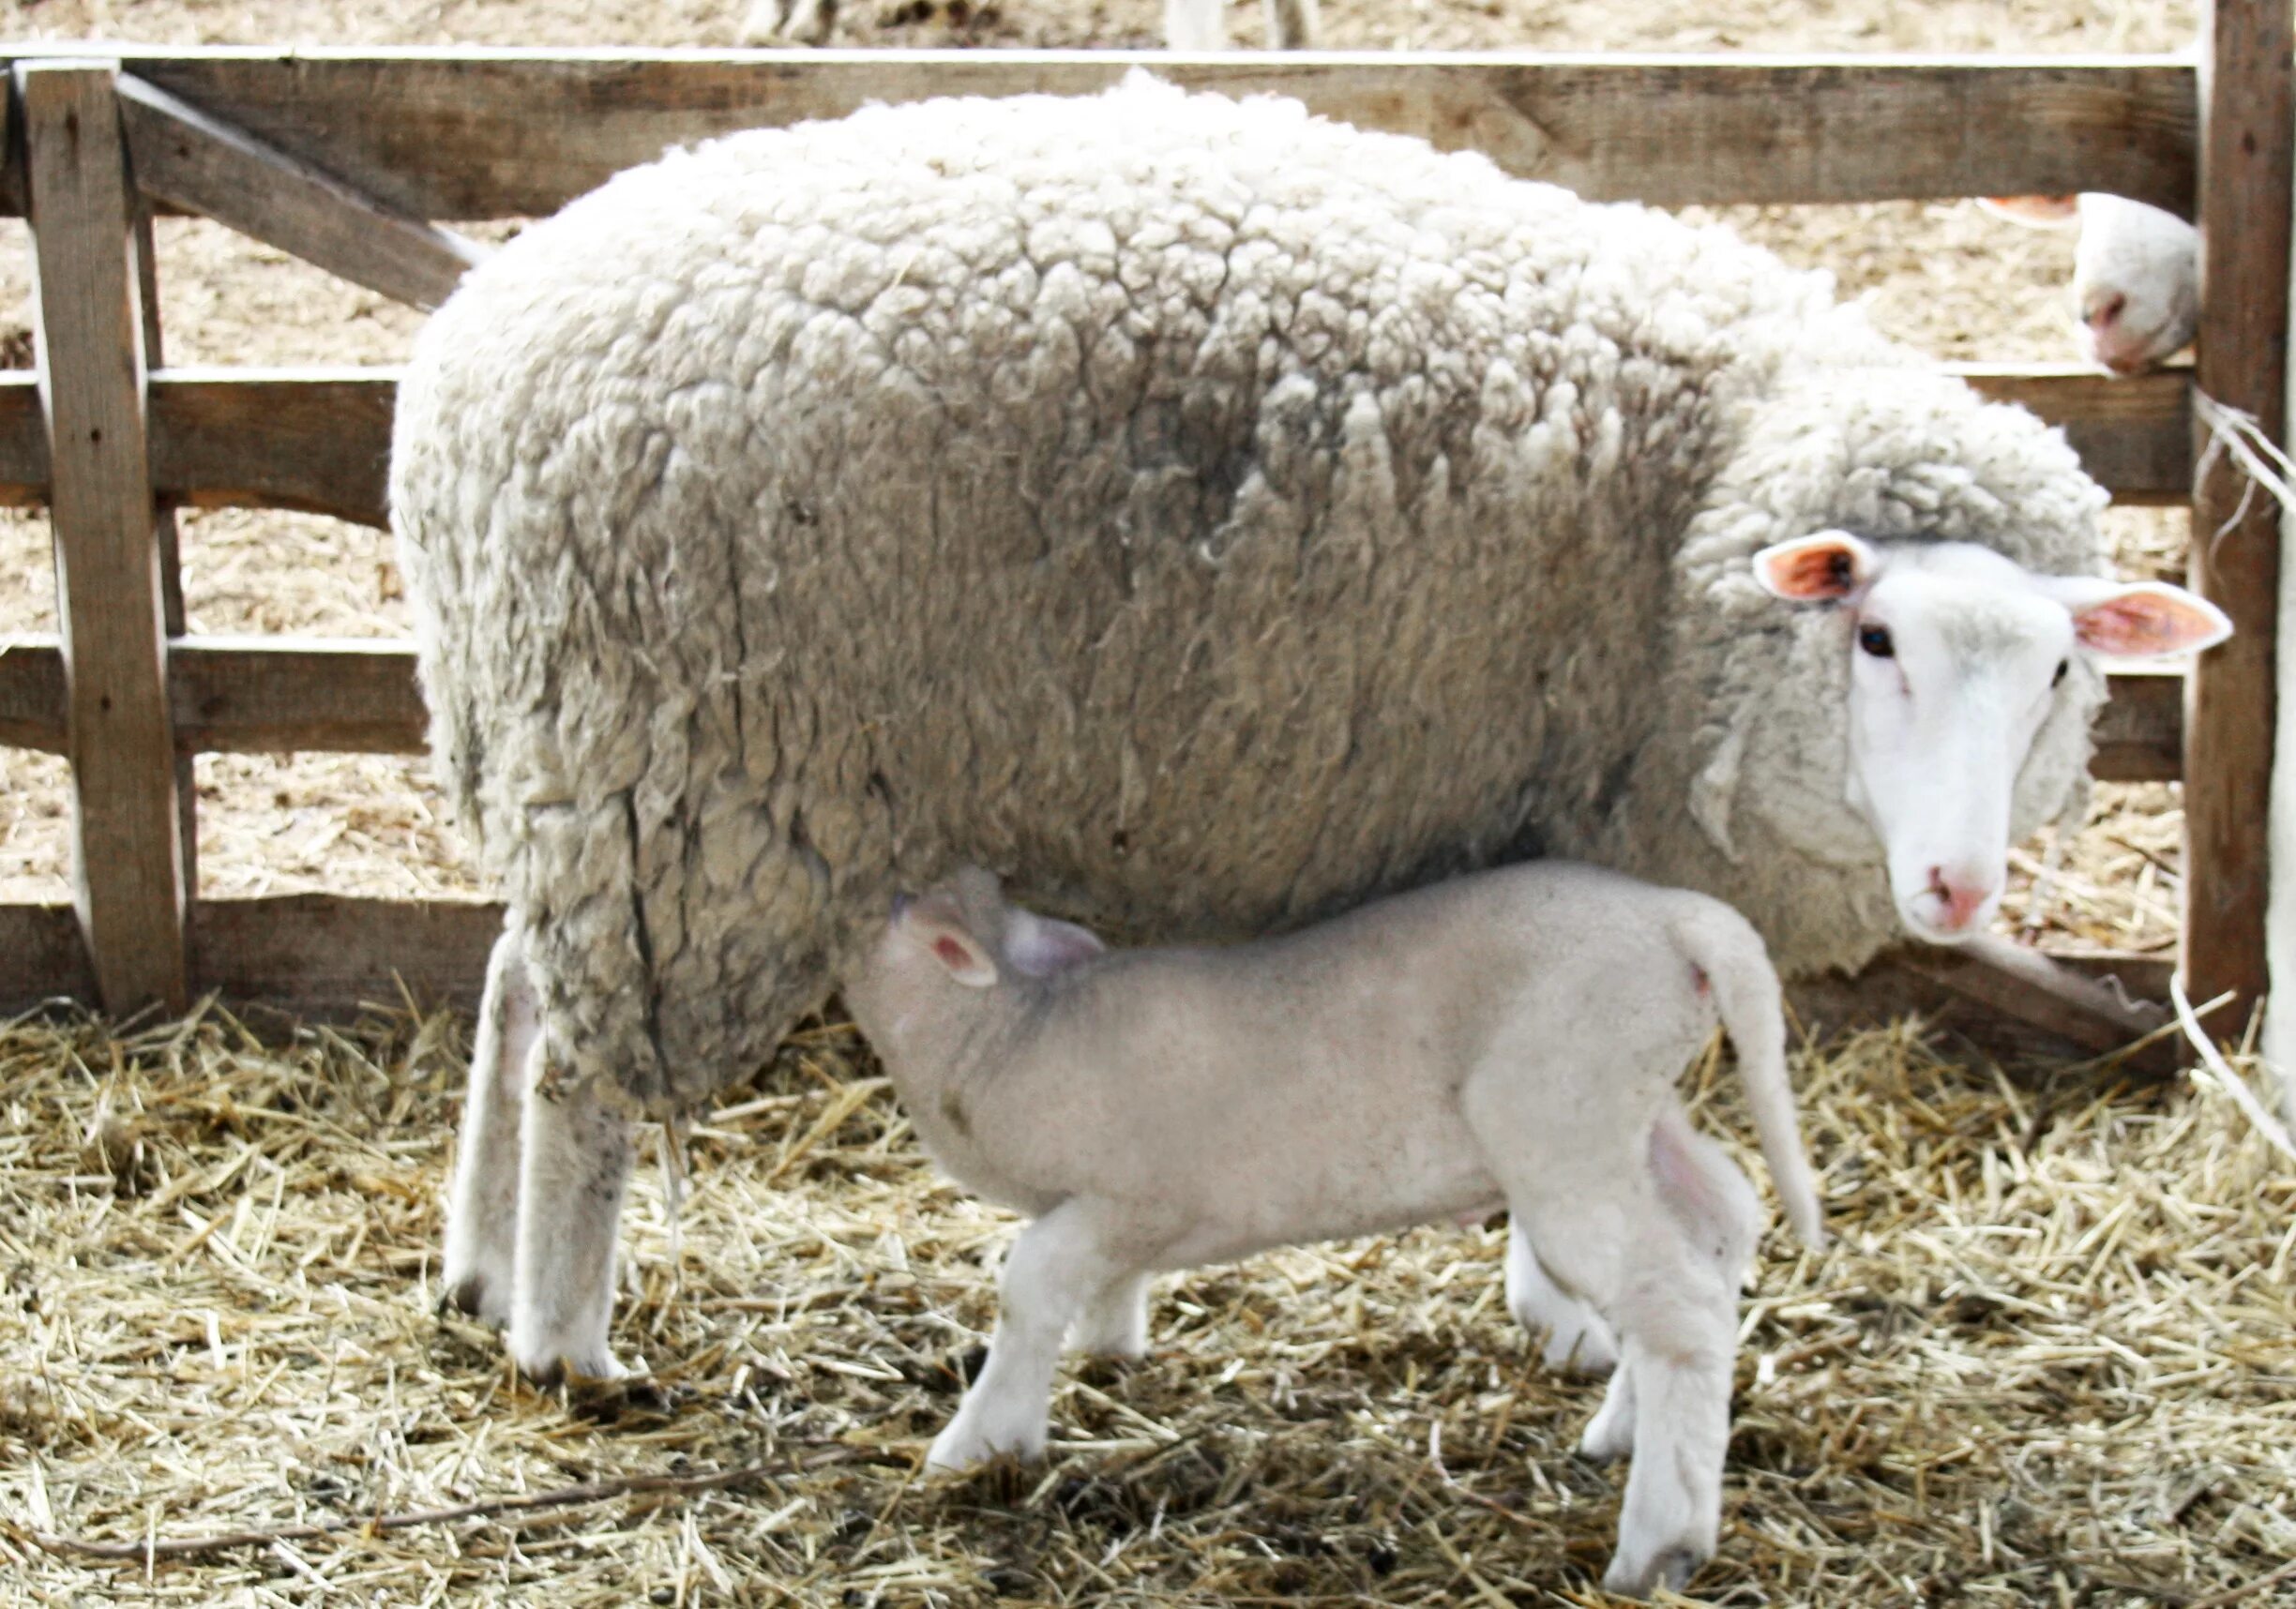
[1603, 1541, 1708, 1600]
[927, 1418, 1043, 1475]
[510, 1338, 631, 1390]
[440, 1272, 510, 1328]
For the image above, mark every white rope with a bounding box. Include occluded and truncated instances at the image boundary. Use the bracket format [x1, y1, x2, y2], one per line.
[2191, 389, 2296, 546]
[2170, 974, 2296, 1165]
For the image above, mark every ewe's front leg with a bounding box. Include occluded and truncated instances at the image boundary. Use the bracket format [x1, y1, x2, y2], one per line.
[442, 926, 539, 1327]
[929, 1200, 1113, 1472]
[1505, 1224, 1618, 1376]
[508, 1068, 635, 1383]
[736, 0, 835, 45]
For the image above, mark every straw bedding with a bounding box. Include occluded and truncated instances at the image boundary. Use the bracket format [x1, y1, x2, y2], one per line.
[3, 1002, 2290, 1603]
[2, 0, 2287, 1601]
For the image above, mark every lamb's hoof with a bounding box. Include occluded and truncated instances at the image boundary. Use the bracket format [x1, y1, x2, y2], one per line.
[927, 1417, 1043, 1475]
[1540, 1319, 1619, 1377]
[1603, 1541, 1708, 1600]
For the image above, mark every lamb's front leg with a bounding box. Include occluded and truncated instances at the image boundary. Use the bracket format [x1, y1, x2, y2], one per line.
[508, 1066, 635, 1383]
[441, 925, 538, 1326]
[1505, 1222, 1618, 1376]
[929, 1199, 1116, 1471]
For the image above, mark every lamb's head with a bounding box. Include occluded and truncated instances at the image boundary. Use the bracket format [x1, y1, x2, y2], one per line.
[846, 866, 1108, 1053]
[1982, 194, 2198, 374]
[1752, 531, 2228, 944]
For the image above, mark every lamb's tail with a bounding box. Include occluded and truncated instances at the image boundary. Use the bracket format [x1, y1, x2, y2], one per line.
[1669, 901, 1827, 1250]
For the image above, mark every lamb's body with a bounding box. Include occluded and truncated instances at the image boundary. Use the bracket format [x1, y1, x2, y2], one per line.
[845, 862, 1823, 1597]
[394, 77, 2110, 1119]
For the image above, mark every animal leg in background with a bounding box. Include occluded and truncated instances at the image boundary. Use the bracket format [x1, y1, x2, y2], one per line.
[1068, 1268, 1153, 1359]
[1262, 0, 1317, 47]
[508, 1063, 637, 1381]
[1504, 1226, 1619, 1375]
[929, 1198, 1123, 1470]
[442, 925, 538, 1327]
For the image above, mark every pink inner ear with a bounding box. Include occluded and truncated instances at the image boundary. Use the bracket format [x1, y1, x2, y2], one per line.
[2074, 590, 2229, 655]
[1979, 193, 2079, 225]
[1763, 541, 1863, 601]
[933, 937, 974, 971]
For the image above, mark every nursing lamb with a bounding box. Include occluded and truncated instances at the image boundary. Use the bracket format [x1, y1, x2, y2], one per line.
[846, 863, 1825, 1597]
[391, 77, 2231, 1382]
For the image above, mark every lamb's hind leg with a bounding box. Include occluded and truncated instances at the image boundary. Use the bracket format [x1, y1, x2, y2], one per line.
[508, 1057, 636, 1383]
[442, 924, 539, 1326]
[1069, 1269, 1152, 1360]
[1504, 1225, 1617, 1376]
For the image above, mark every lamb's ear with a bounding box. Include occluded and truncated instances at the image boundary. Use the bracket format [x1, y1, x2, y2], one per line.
[1978, 194, 2080, 229]
[1752, 531, 1879, 604]
[906, 902, 1000, 988]
[1004, 910, 1107, 978]
[2043, 577, 2234, 657]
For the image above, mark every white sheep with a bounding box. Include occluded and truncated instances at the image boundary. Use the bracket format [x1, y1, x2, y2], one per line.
[390, 76, 2231, 1383]
[843, 863, 1825, 1598]
[1980, 193, 2198, 373]
[742, 0, 1312, 52]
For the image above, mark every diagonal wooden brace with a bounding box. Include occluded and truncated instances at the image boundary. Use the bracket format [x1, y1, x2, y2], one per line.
[115, 72, 488, 310]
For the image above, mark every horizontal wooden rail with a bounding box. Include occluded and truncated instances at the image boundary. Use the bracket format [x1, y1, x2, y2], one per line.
[0, 631, 2186, 776]
[0, 368, 395, 527]
[0, 363, 2200, 526]
[0, 48, 2197, 219]
[0, 894, 2176, 1068]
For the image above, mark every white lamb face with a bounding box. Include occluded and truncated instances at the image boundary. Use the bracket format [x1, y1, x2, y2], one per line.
[1981, 193, 2198, 374]
[849, 868, 1107, 1052]
[1755, 533, 2230, 946]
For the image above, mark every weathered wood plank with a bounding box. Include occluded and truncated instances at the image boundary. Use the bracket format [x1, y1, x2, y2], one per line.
[1952, 363, 2194, 505]
[0, 634, 2184, 774]
[2183, 0, 2289, 1031]
[0, 48, 2194, 220]
[0, 368, 393, 526]
[2089, 663, 2184, 784]
[0, 902, 99, 1012]
[115, 74, 488, 310]
[21, 61, 189, 1014]
[147, 367, 396, 528]
[0, 364, 2199, 524]
[170, 636, 428, 752]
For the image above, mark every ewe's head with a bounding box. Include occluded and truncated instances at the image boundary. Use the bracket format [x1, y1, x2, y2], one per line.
[1982, 194, 2198, 374]
[1752, 531, 2228, 945]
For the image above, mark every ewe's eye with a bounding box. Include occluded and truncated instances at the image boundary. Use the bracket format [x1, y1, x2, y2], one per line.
[1857, 624, 1895, 658]
[2053, 659, 2069, 687]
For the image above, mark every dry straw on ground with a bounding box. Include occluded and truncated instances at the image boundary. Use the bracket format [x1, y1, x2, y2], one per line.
[2, 999, 2290, 1605]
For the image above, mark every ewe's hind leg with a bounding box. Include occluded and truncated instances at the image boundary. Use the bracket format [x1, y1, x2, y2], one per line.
[1069, 1269, 1152, 1359]
[1504, 1226, 1617, 1376]
[442, 926, 538, 1326]
[508, 1065, 636, 1382]
[930, 1200, 1120, 1471]
[1262, 0, 1317, 47]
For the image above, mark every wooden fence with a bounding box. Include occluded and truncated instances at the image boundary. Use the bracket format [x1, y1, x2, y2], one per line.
[0, 16, 2284, 1050]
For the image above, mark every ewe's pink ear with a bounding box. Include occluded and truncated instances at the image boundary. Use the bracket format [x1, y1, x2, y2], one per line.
[1978, 194, 2081, 229]
[1752, 531, 1880, 603]
[1004, 910, 1107, 979]
[2047, 578, 2234, 656]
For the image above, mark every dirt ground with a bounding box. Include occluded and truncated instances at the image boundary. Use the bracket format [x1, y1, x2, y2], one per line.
[9, 3, 2292, 1608]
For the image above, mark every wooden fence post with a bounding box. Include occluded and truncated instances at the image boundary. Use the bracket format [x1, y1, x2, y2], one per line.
[2187, 0, 2292, 1033]
[18, 59, 189, 1014]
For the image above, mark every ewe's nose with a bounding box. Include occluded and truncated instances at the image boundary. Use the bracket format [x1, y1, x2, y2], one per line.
[1922, 865, 1999, 934]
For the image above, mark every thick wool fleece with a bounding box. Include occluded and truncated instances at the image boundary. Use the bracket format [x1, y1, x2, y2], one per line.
[392, 74, 2110, 1110]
